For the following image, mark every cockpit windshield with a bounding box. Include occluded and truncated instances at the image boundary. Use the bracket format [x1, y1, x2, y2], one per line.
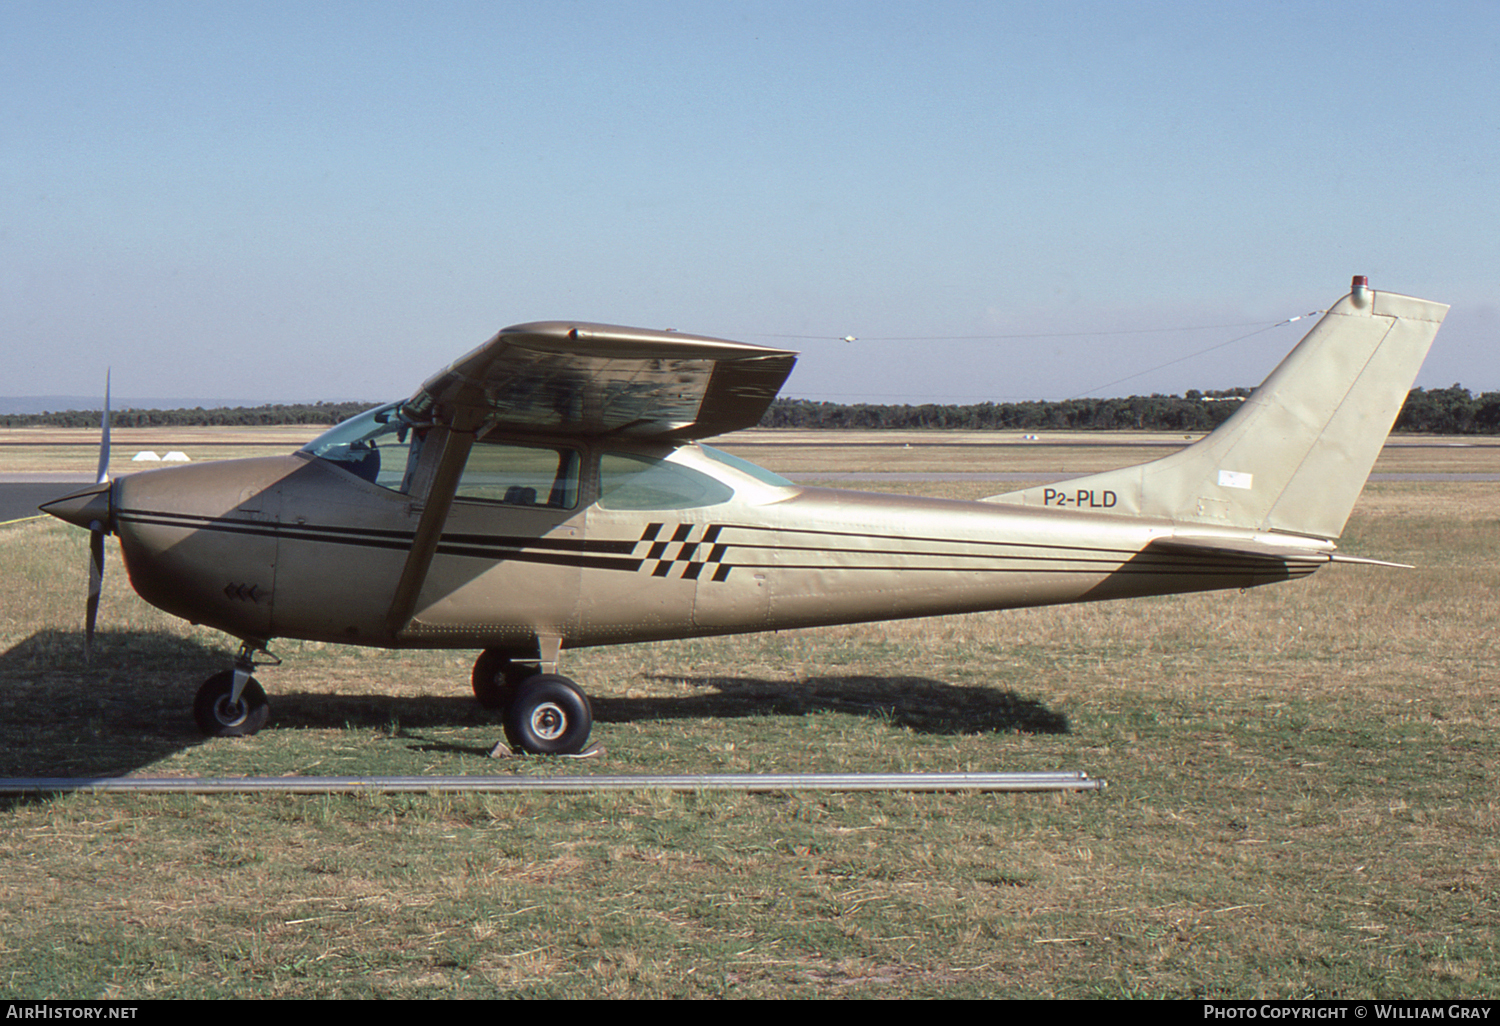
[301, 402, 425, 493]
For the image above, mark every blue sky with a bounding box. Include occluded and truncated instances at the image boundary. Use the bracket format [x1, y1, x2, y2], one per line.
[4, 0, 1496, 405]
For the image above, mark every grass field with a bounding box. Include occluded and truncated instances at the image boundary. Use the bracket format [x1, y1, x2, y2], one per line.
[1, 430, 1497, 998]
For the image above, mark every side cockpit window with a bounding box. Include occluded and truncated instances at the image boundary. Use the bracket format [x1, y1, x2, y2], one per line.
[301, 402, 425, 494]
[598, 452, 734, 510]
[457, 441, 580, 509]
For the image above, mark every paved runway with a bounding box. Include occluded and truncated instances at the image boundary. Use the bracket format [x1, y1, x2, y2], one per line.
[0, 474, 92, 526]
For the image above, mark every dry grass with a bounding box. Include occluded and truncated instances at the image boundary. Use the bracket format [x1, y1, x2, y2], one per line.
[0, 434, 1497, 997]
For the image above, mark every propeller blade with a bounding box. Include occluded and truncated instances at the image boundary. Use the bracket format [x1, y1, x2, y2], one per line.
[86, 526, 104, 663]
[95, 368, 112, 485]
[87, 369, 111, 661]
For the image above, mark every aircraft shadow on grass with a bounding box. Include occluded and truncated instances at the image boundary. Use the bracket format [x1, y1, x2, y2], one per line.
[0, 629, 1069, 781]
[0, 629, 233, 779]
[615, 673, 1069, 736]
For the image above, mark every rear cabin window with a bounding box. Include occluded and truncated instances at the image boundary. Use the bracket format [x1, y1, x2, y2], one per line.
[456, 442, 580, 509]
[597, 452, 734, 510]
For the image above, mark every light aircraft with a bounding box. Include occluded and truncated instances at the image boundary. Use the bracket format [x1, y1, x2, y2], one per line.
[41, 277, 1446, 754]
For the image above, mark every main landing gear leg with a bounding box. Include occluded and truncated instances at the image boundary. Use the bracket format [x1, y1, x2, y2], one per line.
[194, 642, 274, 737]
[471, 643, 594, 756]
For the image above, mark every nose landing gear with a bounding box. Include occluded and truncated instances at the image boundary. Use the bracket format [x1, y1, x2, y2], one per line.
[194, 644, 276, 737]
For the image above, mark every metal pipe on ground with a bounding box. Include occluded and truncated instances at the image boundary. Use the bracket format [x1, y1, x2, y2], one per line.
[0, 771, 1105, 795]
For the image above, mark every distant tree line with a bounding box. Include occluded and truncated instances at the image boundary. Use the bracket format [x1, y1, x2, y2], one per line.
[5, 386, 1498, 434]
[0, 401, 373, 430]
[762, 384, 1500, 432]
[762, 385, 1500, 434]
[761, 388, 1255, 432]
[1390, 385, 1500, 435]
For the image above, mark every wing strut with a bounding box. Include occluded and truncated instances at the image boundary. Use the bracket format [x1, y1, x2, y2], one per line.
[384, 426, 474, 637]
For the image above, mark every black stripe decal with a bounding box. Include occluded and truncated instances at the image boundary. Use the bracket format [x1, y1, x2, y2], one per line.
[114, 509, 1317, 580]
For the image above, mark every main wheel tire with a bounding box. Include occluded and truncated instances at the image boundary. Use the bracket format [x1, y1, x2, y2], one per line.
[471, 650, 537, 709]
[503, 675, 592, 755]
[193, 670, 270, 737]
[472, 649, 511, 709]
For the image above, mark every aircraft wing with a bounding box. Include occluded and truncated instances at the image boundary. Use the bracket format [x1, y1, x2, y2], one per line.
[405, 321, 798, 440]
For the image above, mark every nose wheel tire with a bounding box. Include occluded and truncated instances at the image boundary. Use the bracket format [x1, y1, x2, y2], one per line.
[193, 670, 270, 737]
[503, 674, 592, 755]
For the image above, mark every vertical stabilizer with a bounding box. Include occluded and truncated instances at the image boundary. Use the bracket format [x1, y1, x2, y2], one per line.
[986, 280, 1447, 540]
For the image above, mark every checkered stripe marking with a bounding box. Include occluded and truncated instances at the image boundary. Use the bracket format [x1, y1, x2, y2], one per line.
[637, 523, 732, 582]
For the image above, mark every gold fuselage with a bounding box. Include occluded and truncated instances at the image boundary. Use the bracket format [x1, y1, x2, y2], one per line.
[109, 440, 1316, 656]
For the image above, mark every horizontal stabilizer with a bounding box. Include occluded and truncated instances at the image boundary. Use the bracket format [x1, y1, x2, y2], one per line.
[1147, 536, 1413, 572]
[1147, 535, 1334, 566]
